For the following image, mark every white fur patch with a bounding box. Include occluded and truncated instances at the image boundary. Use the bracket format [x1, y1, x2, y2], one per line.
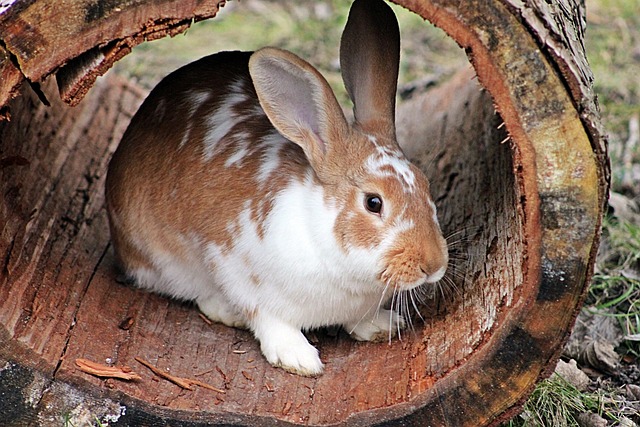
[202, 80, 248, 161]
[256, 131, 285, 184]
[428, 199, 440, 225]
[125, 232, 216, 302]
[187, 89, 211, 110]
[224, 133, 252, 168]
[179, 89, 212, 149]
[365, 136, 416, 193]
[195, 174, 390, 331]
[0, 1, 18, 15]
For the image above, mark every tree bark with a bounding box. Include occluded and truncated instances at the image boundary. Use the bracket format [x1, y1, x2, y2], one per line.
[0, 0, 608, 426]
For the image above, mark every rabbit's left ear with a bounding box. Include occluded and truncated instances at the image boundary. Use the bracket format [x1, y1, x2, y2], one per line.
[340, 0, 400, 133]
[249, 47, 349, 173]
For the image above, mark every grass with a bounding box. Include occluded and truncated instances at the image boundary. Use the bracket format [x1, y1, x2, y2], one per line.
[591, 216, 640, 358]
[586, 0, 640, 188]
[112, 0, 466, 106]
[508, 374, 595, 427]
[507, 373, 638, 427]
[62, 414, 107, 427]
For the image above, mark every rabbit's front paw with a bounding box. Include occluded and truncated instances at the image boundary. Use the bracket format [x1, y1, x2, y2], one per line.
[346, 309, 406, 342]
[198, 296, 247, 329]
[254, 317, 324, 376]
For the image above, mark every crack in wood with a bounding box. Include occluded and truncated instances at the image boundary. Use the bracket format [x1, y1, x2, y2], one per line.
[53, 243, 110, 378]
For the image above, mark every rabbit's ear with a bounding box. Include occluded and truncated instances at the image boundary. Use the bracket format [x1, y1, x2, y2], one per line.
[340, 0, 400, 132]
[249, 47, 349, 172]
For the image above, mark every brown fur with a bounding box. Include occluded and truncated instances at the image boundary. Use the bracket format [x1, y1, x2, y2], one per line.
[106, 52, 311, 274]
[107, 16, 447, 294]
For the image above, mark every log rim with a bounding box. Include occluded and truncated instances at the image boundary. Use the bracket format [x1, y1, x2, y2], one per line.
[381, 0, 605, 425]
[0, 0, 607, 425]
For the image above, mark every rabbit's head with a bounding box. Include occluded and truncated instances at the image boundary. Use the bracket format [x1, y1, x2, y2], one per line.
[249, 0, 448, 293]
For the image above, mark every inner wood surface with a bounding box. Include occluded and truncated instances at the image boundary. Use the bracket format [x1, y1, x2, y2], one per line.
[0, 67, 522, 425]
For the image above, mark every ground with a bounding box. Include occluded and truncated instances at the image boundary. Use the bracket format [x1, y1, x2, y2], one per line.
[110, 0, 640, 425]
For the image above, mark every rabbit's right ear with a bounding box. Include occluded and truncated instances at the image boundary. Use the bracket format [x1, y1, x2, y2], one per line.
[249, 47, 349, 174]
[340, 0, 400, 133]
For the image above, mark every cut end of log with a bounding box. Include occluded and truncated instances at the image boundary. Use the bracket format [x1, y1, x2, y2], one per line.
[0, 1, 608, 425]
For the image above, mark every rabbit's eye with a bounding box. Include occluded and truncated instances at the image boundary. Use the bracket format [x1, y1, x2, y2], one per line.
[365, 194, 383, 215]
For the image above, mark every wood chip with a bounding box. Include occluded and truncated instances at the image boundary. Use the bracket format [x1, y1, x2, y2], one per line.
[118, 316, 135, 330]
[194, 368, 215, 377]
[135, 357, 225, 394]
[216, 366, 230, 389]
[75, 358, 142, 381]
[189, 378, 227, 393]
[282, 401, 292, 415]
[198, 313, 213, 325]
[241, 370, 253, 381]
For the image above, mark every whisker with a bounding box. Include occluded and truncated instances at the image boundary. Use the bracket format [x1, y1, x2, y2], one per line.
[389, 286, 399, 344]
[445, 226, 481, 243]
[445, 226, 469, 237]
[348, 281, 390, 336]
[409, 288, 425, 324]
[444, 233, 468, 245]
[414, 286, 428, 305]
[445, 272, 466, 286]
[446, 252, 469, 259]
[443, 276, 462, 299]
[376, 280, 392, 316]
[403, 291, 415, 334]
[397, 289, 405, 340]
[437, 280, 447, 301]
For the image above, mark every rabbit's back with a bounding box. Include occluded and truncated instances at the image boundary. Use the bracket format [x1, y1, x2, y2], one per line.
[105, 51, 312, 299]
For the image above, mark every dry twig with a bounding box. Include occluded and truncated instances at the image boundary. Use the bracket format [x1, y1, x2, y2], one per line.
[75, 358, 142, 381]
[135, 357, 225, 393]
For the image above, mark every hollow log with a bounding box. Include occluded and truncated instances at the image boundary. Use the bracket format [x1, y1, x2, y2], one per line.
[0, 0, 608, 426]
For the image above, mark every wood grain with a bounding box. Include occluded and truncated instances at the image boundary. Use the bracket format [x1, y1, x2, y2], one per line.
[0, 0, 607, 425]
[0, 0, 226, 108]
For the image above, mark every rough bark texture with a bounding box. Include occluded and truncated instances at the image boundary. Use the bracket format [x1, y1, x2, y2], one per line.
[0, 0, 226, 114]
[0, 0, 608, 426]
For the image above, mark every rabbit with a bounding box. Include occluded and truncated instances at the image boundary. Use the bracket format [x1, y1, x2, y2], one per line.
[105, 0, 448, 376]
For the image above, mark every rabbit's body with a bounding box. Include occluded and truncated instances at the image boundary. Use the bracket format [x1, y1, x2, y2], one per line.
[106, 0, 448, 376]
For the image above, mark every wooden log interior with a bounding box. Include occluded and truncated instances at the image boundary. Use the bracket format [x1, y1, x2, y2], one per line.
[0, 0, 608, 426]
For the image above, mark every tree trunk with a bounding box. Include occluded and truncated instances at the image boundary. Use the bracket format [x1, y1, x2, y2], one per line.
[0, 1, 608, 426]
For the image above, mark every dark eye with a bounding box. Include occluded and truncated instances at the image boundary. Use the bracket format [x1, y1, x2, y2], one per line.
[365, 194, 383, 214]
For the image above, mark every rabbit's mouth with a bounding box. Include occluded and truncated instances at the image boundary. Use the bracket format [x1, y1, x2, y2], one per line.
[379, 247, 448, 291]
[423, 264, 447, 284]
[379, 263, 430, 292]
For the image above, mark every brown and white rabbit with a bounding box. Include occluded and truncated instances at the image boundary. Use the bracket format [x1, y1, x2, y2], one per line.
[105, 0, 448, 376]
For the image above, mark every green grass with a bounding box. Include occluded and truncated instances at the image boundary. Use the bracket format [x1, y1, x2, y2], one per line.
[507, 374, 594, 427]
[62, 413, 108, 427]
[586, 0, 640, 182]
[590, 217, 640, 357]
[506, 373, 637, 427]
[112, 0, 466, 105]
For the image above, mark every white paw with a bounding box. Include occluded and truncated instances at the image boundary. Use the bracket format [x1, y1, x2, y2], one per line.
[260, 330, 324, 376]
[346, 309, 406, 342]
[197, 298, 247, 329]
